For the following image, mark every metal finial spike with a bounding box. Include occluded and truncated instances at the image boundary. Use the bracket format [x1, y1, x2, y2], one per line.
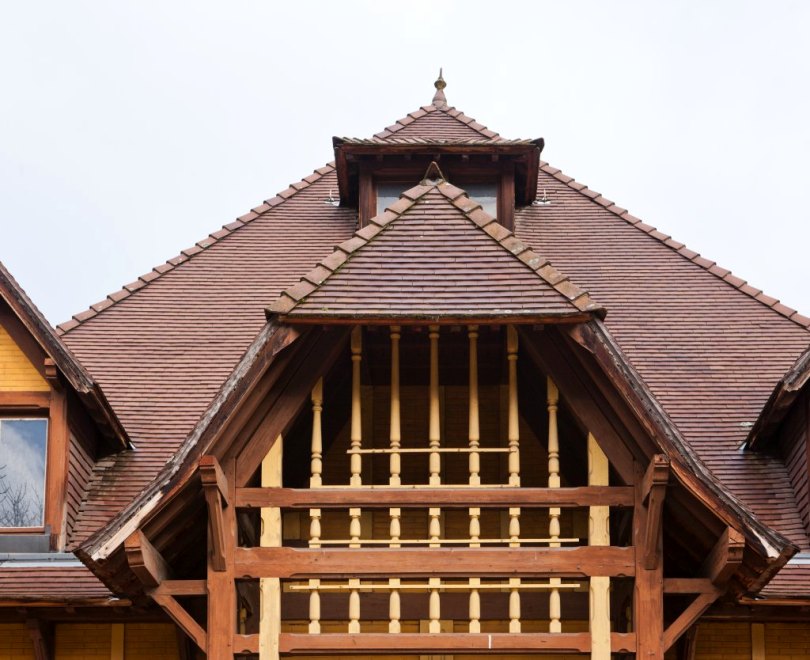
[432, 68, 448, 109]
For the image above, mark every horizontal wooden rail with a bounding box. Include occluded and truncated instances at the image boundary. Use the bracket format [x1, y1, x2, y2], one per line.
[350, 447, 510, 454]
[233, 632, 637, 655]
[234, 546, 636, 579]
[235, 486, 634, 509]
[286, 580, 582, 591]
[310, 537, 580, 546]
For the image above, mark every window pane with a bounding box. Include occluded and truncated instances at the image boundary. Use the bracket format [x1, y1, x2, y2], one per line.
[376, 183, 408, 216]
[0, 419, 47, 527]
[463, 183, 498, 218]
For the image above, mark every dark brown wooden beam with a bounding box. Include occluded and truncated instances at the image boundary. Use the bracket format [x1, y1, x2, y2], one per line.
[25, 618, 54, 660]
[235, 486, 634, 509]
[663, 589, 721, 651]
[634, 462, 664, 660]
[234, 546, 635, 579]
[643, 454, 670, 569]
[149, 580, 207, 597]
[200, 455, 228, 572]
[124, 530, 172, 588]
[152, 594, 206, 654]
[700, 526, 745, 585]
[663, 578, 717, 594]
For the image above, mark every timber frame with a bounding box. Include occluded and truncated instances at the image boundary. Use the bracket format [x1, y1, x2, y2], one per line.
[75, 319, 794, 659]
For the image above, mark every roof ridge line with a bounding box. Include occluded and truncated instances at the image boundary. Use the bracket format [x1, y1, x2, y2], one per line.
[57, 162, 340, 335]
[373, 104, 500, 141]
[269, 181, 605, 319]
[538, 161, 810, 330]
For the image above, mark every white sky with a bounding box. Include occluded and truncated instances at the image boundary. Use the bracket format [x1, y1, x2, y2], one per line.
[1, 1, 809, 326]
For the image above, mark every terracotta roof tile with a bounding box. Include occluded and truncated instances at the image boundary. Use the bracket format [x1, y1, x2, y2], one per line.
[271, 183, 602, 322]
[0, 564, 114, 603]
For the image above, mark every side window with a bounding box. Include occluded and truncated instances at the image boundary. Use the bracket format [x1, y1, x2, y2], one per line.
[376, 183, 408, 216]
[0, 418, 48, 528]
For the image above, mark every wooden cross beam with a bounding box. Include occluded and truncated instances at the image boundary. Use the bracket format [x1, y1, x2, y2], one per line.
[152, 593, 207, 654]
[700, 526, 745, 585]
[200, 455, 229, 572]
[662, 587, 722, 651]
[124, 529, 172, 588]
[642, 454, 670, 570]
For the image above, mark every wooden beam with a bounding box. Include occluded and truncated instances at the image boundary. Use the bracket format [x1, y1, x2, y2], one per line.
[25, 618, 53, 660]
[663, 589, 721, 651]
[634, 462, 664, 660]
[235, 486, 634, 509]
[234, 546, 636, 579]
[643, 454, 670, 570]
[200, 455, 228, 572]
[124, 529, 172, 588]
[45, 387, 68, 549]
[663, 578, 717, 594]
[260, 632, 638, 655]
[153, 594, 207, 654]
[0, 391, 50, 408]
[150, 580, 207, 597]
[700, 526, 745, 585]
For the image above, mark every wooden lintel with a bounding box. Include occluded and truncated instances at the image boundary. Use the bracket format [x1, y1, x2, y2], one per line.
[234, 546, 636, 579]
[643, 454, 670, 570]
[199, 455, 229, 505]
[124, 529, 172, 588]
[235, 486, 634, 509]
[663, 589, 721, 651]
[200, 456, 227, 572]
[700, 526, 745, 585]
[248, 632, 638, 655]
[153, 594, 207, 654]
[663, 578, 718, 594]
[25, 618, 54, 660]
[150, 579, 208, 597]
[0, 390, 50, 409]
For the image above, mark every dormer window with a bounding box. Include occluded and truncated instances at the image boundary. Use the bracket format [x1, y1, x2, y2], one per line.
[0, 418, 48, 528]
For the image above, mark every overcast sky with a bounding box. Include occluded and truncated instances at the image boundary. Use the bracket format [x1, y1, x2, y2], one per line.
[1, 1, 809, 326]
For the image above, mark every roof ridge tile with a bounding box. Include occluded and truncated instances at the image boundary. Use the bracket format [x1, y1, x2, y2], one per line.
[538, 161, 810, 330]
[57, 162, 339, 335]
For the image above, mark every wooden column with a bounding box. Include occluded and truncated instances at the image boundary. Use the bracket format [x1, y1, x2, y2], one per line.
[389, 326, 401, 632]
[428, 326, 441, 546]
[469, 577, 481, 633]
[349, 327, 363, 550]
[309, 383, 323, 635]
[207, 456, 237, 660]
[634, 461, 664, 660]
[588, 433, 611, 660]
[469, 325, 482, 551]
[547, 377, 561, 633]
[259, 437, 283, 660]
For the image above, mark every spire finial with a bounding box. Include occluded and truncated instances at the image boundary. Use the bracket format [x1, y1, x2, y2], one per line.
[432, 68, 448, 109]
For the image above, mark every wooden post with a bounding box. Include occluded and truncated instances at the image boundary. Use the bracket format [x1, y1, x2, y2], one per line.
[259, 436, 283, 660]
[429, 577, 441, 633]
[348, 578, 361, 633]
[349, 327, 363, 550]
[468, 325, 480, 486]
[507, 326, 521, 546]
[509, 577, 521, 633]
[547, 377, 561, 633]
[389, 578, 401, 634]
[588, 433, 611, 660]
[110, 623, 125, 660]
[308, 579, 320, 634]
[428, 325, 441, 547]
[469, 577, 481, 633]
[390, 326, 401, 487]
[309, 376, 323, 635]
[634, 461, 664, 660]
[207, 457, 237, 660]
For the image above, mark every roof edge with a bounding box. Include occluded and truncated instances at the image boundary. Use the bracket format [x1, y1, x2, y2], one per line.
[539, 162, 810, 330]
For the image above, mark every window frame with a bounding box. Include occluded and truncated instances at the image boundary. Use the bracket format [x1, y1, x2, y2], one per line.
[0, 415, 49, 532]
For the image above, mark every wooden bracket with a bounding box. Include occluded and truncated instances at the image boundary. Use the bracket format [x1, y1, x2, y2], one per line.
[642, 454, 670, 569]
[25, 618, 54, 660]
[124, 529, 172, 588]
[200, 455, 228, 572]
[700, 526, 745, 585]
[43, 358, 61, 390]
[662, 587, 721, 651]
[152, 593, 207, 654]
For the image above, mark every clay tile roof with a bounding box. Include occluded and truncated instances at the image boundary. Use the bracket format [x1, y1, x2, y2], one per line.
[0, 563, 115, 603]
[269, 180, 603, 322]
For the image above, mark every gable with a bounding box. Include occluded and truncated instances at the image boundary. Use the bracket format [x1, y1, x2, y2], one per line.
[0, 323, 48, 392]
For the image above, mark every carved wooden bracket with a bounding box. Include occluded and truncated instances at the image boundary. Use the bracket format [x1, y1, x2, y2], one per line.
[124, 529, 172, 588]
[700, 526, 745, 585]
[200, 455, 229, 572]
[642, 454, 670, 570]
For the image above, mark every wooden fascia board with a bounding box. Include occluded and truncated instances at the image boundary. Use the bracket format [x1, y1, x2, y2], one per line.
[279, 313, 594, 326]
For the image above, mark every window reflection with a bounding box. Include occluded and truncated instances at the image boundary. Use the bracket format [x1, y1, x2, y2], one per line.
[0, 419, 47, 528]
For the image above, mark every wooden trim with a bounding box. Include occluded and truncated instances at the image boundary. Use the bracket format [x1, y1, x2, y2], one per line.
[153, 594, 207, 654]
[234, 546, 635, 578]
[634, 462, 664, 659]
[238, 632, 637, 655]
[662, 589, 721, 651]
[642, 454, 670, 570]
[700, 526, 745, 585]
[235, 486, 634, 509]
[0, 391, 50, 408]
[124, 529, 172, 588]
[25, 618, 54, 660]
[280, 314, 594, 326]
[663, 578, 717, 594]
[110, 622, 125, 660]
[498, 161, 515, 230]
[149, 580, 207, 597]
[44, 388, 67, 549]
[751, 622, 766, 660]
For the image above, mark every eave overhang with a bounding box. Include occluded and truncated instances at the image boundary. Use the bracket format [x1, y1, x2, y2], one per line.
[333, 137, 544, 208]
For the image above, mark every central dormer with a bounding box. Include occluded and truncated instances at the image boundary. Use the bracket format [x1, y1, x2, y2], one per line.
[333, 74, 544, 230]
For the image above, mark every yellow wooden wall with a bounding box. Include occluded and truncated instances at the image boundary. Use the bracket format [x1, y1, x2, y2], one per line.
[0, 622, 179, 660]
[0, 324, 48, 392]
[694, 621, 810, 659]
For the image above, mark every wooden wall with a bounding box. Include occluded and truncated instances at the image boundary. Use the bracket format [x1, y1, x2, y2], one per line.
[778, 388, 809, 534]
[0, 324, 47, 391]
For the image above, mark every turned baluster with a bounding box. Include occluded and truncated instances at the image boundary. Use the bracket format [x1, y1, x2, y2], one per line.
[428, 326, 441, 546]
[389, 578, 401, 634]
[349, 327, 362, 547]
[308, 579, 320, 634]
[348, 578, 361, 633]
[509, 577, 521, 633]
[548, 377, 562, 633]
[469, 577, 481, 633]
[589, 432, 611, 658]
[429, 577, 441, 633]
[310, 379, 323, 554]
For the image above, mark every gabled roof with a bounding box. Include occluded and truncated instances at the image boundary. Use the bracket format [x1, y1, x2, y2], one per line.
[0, 262, 127, 447]
[269, 177, 603, 323]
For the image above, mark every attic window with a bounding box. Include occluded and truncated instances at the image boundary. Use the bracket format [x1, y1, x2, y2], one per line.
[0, 418, 47, 528]
[375, 181, 498, 218]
